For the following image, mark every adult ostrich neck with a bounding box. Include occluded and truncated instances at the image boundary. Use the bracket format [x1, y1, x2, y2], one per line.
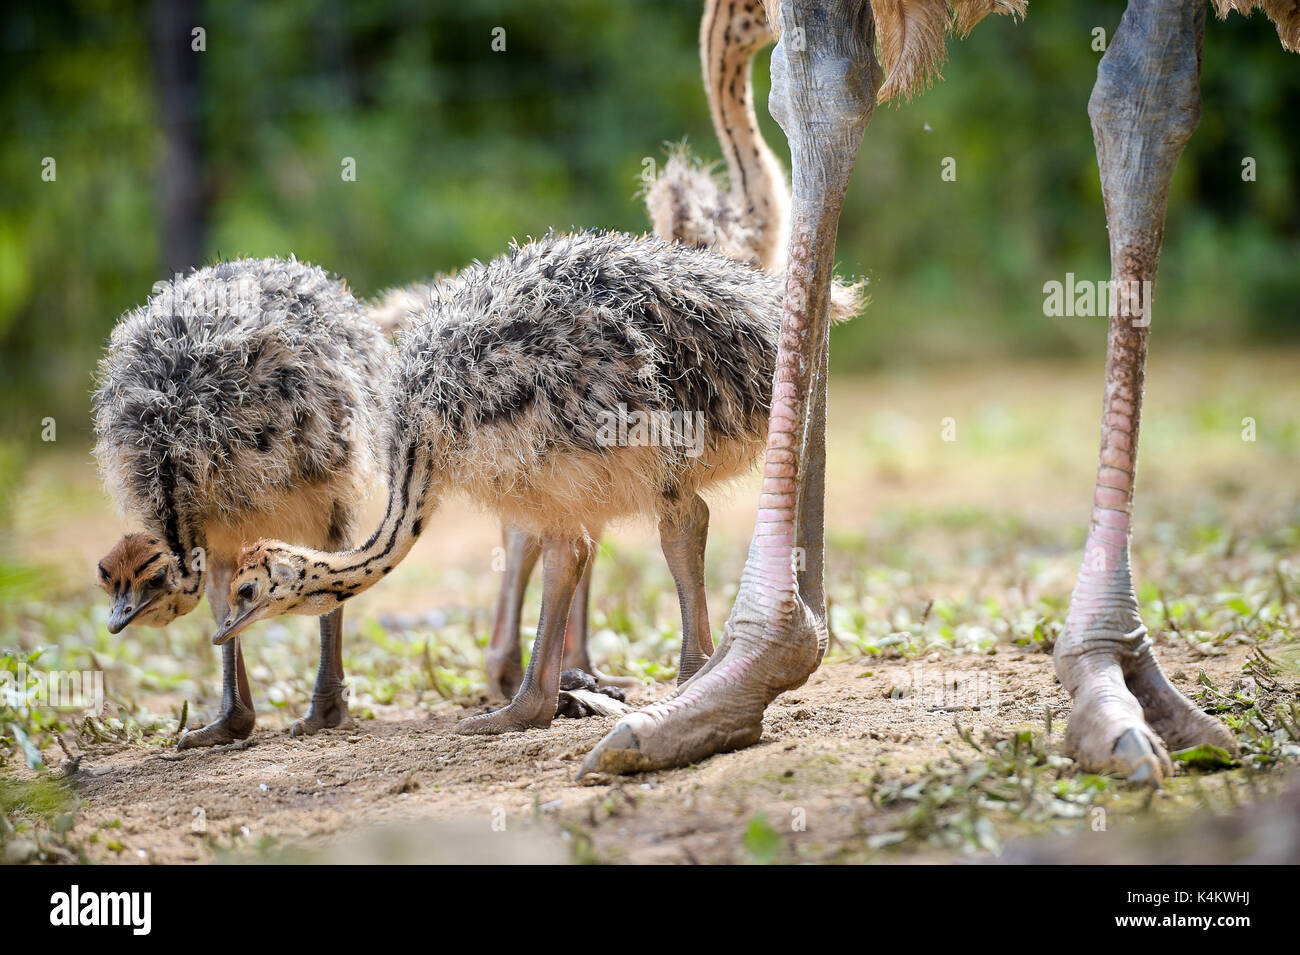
[703, 0, 788, 271]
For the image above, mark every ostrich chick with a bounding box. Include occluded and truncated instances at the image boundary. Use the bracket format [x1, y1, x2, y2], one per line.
[217, 231, 856, 735]
[94, 259, 388, 748]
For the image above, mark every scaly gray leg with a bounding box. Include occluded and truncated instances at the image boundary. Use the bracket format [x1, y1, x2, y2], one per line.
[486, 524, 541, 698]
[582, 0, 879, 774]
[458, 536, 593, 734]
[560, 536, 639, 688]
[290, 606, 354, 736]
[291, 515, 356, 736]
[178, 561, 256, 749]
[560, 554, 595, 672]
[1055, 0, 1235, 785]
[658, 494, 715, 684]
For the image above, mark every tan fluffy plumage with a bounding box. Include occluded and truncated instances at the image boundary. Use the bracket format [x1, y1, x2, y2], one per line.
[94, 258, 388, 529]
[1214, 0, 1300, 51]
[876, 0, 1026, 102]
[760, 0, 1025, 103]
[220, 231, 816, 630]
[366, 284, 430, 338]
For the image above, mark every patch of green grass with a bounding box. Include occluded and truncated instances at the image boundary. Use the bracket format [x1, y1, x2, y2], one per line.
[858, 723, 1108, 857]
[1170, 744, 1236, 770]
[0, 774, 73, 820]
[0, 772, 81, 863]
[0, 650, 74, 769]
[1194, 654, 1300, 771]
[845, 647, 1300, 861]
[741, 812, 789, 865]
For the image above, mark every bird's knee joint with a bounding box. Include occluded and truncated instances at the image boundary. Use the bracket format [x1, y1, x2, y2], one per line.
[1088, 0, 1204, 155]
[1089, 81, 1201, 158]
[769, 40, 879, 145]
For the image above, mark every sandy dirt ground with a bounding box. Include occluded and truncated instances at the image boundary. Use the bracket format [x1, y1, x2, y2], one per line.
[38, 642, 1269, 865]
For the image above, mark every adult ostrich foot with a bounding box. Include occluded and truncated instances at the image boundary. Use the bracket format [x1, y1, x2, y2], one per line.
[177, 703, 256, 750]
[290, 685, 354, 737]
[581, 560, 825, 775]
[1057, 626, 1235, 784]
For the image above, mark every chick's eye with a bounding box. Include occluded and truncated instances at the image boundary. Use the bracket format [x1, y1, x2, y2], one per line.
[237, 582, 257, 604]
[148, 570, 168, 589]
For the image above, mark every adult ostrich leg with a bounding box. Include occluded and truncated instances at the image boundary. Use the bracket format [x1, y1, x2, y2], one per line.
[1055, 0, 1234, 783]
[583, 0, 879, 774]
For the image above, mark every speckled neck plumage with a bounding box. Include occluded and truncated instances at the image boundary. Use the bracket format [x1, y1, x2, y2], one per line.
[702, 0, 788, 269]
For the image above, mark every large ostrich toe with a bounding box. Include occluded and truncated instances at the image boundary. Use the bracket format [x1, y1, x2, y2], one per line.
[1127, 649, 1237, 756]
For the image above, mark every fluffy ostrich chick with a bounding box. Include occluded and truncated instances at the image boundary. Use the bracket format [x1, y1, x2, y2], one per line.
[94, 259, 388, 747]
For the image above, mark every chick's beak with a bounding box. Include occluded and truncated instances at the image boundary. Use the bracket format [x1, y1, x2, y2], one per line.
[212, 603, 260, 646]
[107, 593, 156, 634]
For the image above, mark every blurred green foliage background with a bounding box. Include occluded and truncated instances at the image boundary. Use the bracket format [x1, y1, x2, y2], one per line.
[1, 0, 1297, 437]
